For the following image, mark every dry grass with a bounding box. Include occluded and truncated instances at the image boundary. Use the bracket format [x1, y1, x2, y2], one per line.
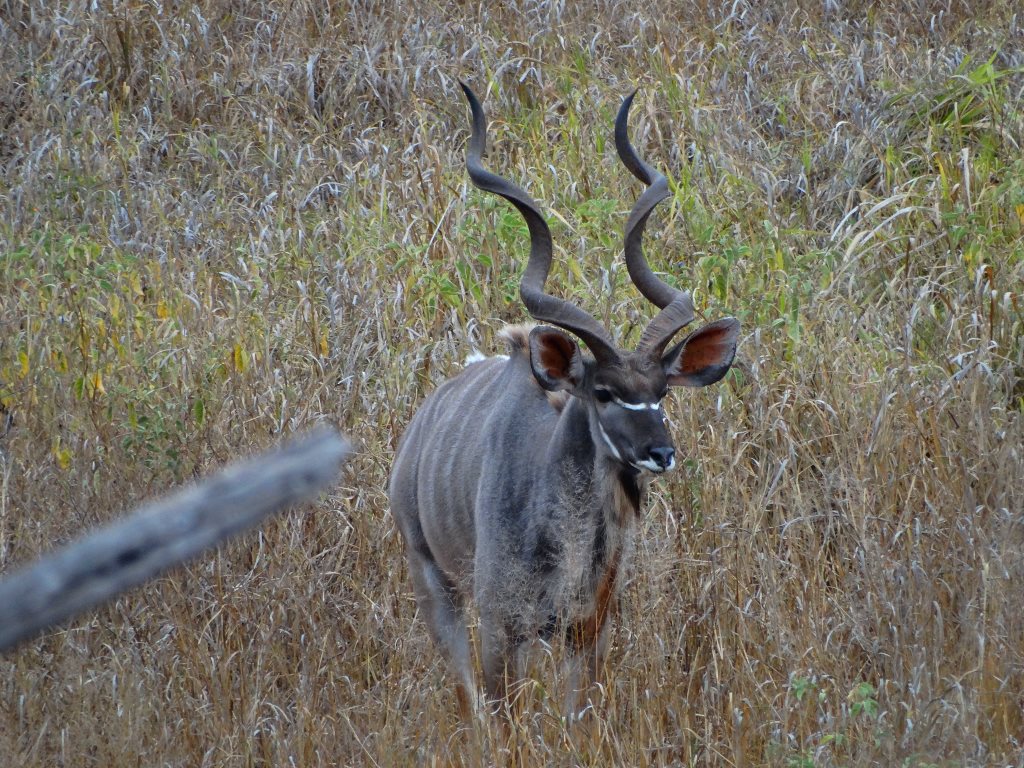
[1, 1, 1023, 765]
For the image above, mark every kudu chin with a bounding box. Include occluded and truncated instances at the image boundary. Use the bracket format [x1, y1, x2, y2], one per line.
[389, 83, 740, 718]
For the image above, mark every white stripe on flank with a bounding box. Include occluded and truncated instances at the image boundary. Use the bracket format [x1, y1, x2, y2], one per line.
[612, 396, 662, 411]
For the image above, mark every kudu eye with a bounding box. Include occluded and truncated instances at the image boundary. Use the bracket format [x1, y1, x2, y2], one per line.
[594, 388, 612, 404]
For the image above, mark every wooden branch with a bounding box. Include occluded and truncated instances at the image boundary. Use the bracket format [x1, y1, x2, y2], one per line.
[0, 428, 350, 652]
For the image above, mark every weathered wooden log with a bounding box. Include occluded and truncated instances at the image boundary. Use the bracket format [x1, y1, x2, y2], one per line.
[0, 427, 350, 651]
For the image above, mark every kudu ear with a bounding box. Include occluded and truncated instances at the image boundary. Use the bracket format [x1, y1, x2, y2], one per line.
[662, 318, 740, 388]
[529, 326, 585, 392]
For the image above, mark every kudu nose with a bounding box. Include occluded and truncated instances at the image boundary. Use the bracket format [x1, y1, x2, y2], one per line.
[647, 446, 675, 470]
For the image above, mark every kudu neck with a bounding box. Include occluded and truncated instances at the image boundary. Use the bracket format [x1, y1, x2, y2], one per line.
[541, 394, 644, 530]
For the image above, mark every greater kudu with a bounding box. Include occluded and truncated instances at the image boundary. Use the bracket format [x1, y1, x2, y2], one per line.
[389, 83, 740, 716]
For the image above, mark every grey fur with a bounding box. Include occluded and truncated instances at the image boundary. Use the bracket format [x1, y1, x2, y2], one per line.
[389, 87, 741, 715]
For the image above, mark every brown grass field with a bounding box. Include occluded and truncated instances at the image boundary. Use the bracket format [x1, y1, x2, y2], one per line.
[2, 1, 1023, 765]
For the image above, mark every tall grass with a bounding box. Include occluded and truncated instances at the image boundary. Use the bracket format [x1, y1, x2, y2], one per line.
[1, 1, 1022, 764]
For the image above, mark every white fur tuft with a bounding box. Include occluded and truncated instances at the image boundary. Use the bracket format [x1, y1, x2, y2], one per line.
[464, 351, 509, 367]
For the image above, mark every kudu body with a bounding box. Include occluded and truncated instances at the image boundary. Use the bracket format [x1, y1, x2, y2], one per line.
[389, 84, 740, 715]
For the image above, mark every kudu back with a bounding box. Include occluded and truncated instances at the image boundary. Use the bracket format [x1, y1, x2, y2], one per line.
[389, 83, 740, 716]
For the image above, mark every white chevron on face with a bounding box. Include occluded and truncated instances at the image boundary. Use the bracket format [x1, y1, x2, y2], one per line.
[611, 396, 662, 412]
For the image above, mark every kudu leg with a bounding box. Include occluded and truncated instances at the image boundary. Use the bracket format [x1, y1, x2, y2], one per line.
[479, 616, 512, 712]
[565, 616, 613, 718]
[480, 606, 539, 723]
[406, 549, 477, 720]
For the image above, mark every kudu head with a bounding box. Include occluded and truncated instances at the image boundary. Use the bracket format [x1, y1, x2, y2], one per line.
[460, 83, 739, 475]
